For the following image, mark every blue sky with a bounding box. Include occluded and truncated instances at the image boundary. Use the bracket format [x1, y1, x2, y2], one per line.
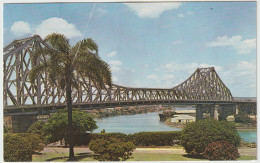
[3, 2, 256, 97]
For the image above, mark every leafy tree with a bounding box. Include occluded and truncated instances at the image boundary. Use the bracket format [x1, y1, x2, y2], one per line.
[29, 33, 111, 160]
[4, 125, 9, 133]
[43, 108, 98, 145]
[180, 119, 240, 156]
[27, 121, 46, 141]
[4, 133, 44, 161]
[202, 141, 240, 160]
[234, 111, 252, 124]
[89, 138, 135, 161]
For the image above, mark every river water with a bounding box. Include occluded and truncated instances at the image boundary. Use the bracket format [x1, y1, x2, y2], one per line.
[93, 111, 256, 143]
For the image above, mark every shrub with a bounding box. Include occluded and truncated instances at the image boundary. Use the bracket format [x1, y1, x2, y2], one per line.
[73, 132, 128, 146]
[181, 119, 240, 156]
[4, 133, 44, 161]
[202, 141, 240, 160]
[234, 113, 252, 124]
[91, 133, 129, 141]
[129, 131, 181, 146]
[73, 131, 181, 146]
[43, 108, 97, 144]
[89, 138, 135, 161]
[4, 125, 8, 133]
[27, 121, 46, 141]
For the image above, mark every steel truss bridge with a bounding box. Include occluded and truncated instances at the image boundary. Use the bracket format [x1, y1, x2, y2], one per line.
[3, 35, 256, 114]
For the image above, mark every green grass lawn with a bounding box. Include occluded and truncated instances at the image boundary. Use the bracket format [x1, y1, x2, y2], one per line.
[33, 152, 97, 162]
[33, 147, 257, 162]
[129, 153, 206, 161]
[33, 152, 206, 161]
[238, 155, 257, 160]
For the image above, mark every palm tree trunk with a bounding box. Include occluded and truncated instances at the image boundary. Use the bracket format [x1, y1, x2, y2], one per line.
[65, 71, 76, 161]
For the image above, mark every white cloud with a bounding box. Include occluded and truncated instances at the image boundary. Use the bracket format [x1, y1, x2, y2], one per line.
[177, 14, 184, 18]
[172, 40, 182, 45]
[147, 74, 158, 80]
[159, 62, 199, 73]
[187, 11, 194, 15]
[143, 64, 149, 68]
[197, 63, 222, 72]
[124, 3, 182, 18]
[177, 11, 194, 18]
[108, 60, 123, 73]
[112, 76, 119, 83]
[108, 60, 122, 66]
[96, 8, 108, 16]
[219, 61, 256, 96]
[35, 17, 82, 39]
[206, 35, 256, 54]
[110, 66, 120, 72]
[11, 21, 32, 36]
[107, 51, 117, 57]
[157, 62, 223, 81]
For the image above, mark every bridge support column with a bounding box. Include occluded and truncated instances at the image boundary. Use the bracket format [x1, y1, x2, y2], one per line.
[235, 104, 239, 115]
[214, 105, 219, 121]
[209, 105, 215, 118]
[196, 105, 204, 121]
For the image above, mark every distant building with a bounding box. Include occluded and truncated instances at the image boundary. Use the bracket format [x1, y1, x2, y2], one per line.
[171, 114, 196, 123]
[226, 115, 235, 122]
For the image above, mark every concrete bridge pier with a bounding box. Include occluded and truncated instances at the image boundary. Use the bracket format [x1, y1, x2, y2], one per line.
[214, 105, 220, 120]
[216, 104, 237, 120]
[196, 104, 213, 121]
[196, 104, 223, 121]
[196, 105, 204, 120]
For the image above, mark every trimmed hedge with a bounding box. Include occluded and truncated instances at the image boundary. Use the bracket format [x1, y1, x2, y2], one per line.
[4, 133, 44, 161]
[74, 133, 129, 146]
[73, 131, 181, 146]
[129, 131, 181, 146]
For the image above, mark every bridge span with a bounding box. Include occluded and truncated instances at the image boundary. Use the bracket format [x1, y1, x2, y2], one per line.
[3, 35, 256, 119]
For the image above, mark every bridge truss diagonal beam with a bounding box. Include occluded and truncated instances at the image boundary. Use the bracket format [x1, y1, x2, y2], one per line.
[4, 35, 234, 111]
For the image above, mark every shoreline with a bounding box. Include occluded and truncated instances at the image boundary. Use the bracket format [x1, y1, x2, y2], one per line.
[163, 118, 257, 131]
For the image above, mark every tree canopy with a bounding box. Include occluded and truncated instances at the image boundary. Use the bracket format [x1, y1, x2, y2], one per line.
[28, 33, 111, 160]
[180, 119, 240, 156]
[43, 108, 98, 144]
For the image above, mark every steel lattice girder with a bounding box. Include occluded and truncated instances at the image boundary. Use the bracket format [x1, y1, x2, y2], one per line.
[3, 36, 234, 110]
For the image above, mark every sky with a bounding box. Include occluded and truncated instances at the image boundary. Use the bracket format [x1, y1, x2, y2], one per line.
[3, 2, 257, 97]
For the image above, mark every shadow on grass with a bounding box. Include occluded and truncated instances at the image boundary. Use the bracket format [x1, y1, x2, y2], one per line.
[182, 154, 206, 160]
[45, 152, 95, 161]
[75, 153, 96, 161]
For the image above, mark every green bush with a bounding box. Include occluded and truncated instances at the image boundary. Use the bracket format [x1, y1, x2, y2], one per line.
[181, 119, 240, 156]
[129, 131, 181, 146]
[4, 125, 8, 133]
[73, 132, 129, 146]
[73, 131, 181, 146]
[89, 138, 135, 161]
[234, 112, 252, 124]
[43, 108, 97, 144]
[202, 141, 240, 160]
[91, 133, 129, 141]
[27, 121, 46, 142]
[4, 133, 44, 161]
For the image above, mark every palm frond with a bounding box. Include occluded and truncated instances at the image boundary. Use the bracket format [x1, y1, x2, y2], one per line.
[75, 53, 112, 88]
[28, 63, 48, 84]
[45, 33, 71, 54]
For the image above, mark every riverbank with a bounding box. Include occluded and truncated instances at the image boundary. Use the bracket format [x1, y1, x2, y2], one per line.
[164, 117, 257, 130]
[88, 105, 165, 119]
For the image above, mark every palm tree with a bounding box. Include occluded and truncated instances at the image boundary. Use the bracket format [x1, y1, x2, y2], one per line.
[29, 33, 112, 160]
